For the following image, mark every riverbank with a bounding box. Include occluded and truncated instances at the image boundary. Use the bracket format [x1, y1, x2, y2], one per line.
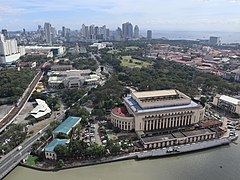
[6, 136, 240, 180]
[20, 136, 236, 172]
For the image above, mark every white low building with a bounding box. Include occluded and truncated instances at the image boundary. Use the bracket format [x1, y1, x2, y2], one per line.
[48, 69, 101, 88]
[213, 94, 240, 115]
[25, 46, 65, 57]
[30, 99, 51, 119]
[63, 76, 85, 88]
[48, 76, 64, 88]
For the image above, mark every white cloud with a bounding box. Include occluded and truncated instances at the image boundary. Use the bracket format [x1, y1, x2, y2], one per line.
[0, 6, 27, 14]
[1, 0, 240, 31]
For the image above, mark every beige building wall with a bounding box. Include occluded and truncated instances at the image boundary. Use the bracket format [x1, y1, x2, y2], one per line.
[134, 106, 205, 132]
[142, 131, 215, 149]
[111, 113, 134, 131]
[45, 151, 57, 160]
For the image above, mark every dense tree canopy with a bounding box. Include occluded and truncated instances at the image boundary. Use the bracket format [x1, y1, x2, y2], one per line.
[0, 68, 36, 105]
[99, 50, 240, 97]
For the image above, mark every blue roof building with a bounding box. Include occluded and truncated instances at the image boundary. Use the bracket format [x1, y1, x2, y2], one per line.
[52, 116, 81, 137]
[44, 139, 69, 160]
[45, 139, 69, 152]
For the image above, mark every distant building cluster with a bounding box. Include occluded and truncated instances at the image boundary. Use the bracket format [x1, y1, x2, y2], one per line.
[80, 22, 142, 41]
[1, 21, 153, 46]
[147, 41, 240, 82]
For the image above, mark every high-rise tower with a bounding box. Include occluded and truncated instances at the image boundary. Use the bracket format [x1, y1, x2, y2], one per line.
[122, 22, 133, 39]
[134, 25, 140, 39]
[44, 22, 52, 44]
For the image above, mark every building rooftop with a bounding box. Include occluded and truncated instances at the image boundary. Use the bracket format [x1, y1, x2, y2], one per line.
[45, 139, 68, 152]
[111, 106, 133, 117]
[219, 95, 240, 105]
[182, 129, 213, 137]
[132, 89, 178, 99]
[124, 96, 199, 113]
[141, 134, 175, 143]
[30, 99, 51, 119]
[53, 116, 81, 135]
[231, 68, 240, 74]
[48, 76, 64, 83]
[172, 132, 186, 138]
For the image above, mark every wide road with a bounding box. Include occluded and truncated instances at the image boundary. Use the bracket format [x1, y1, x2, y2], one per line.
[0, 71, 43, 133]
[0, 125, 49, 179]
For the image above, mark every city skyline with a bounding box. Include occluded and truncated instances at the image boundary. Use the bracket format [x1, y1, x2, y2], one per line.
[1, 0, 240, 32]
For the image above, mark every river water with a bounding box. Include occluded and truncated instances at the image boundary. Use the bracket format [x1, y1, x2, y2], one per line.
[5, 136, 240, 180]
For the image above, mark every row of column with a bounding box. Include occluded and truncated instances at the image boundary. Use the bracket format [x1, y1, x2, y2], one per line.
[112, 119, 132, 131]
[144, 133, 215, 149]
[144, 115, 192, 131]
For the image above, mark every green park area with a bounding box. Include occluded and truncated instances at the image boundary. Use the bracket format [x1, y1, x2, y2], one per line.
[107, 49, 121, 54]
[26, 155, 38, 166]
[120, 56, 152, 68]
[125, 46, 139, 50]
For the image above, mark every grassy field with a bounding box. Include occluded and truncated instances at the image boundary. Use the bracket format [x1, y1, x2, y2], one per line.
[125, 46, 139, 50]
[107, 49, 121, 54]
[26, 155, 38, 166]
[120, 56, 152, 68]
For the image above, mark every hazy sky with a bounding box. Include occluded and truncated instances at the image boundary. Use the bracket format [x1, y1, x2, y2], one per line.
[1, 0, 240, 31]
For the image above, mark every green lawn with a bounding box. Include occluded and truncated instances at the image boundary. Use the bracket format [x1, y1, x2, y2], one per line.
[26, 155, 38, 166]
[125, 46, 139, 50]
[107, 49, 121, 54]
[120, 56, 152, 68]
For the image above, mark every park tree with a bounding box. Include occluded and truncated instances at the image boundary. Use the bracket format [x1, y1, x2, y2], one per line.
[54, 144, 69, 157]
[56, 132, 69, 139]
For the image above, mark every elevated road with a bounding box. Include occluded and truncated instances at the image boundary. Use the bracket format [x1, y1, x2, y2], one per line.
[0, 71, 43, 133]
[0, 125, 49, 179]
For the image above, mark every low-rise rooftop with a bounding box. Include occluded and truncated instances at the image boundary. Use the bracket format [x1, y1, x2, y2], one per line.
[132, 89, 178, 99]
[141, 134, 174, 143]
[30, 99, 51, 119]
[53, 116, 81, 135]
[219, 95, 240, 105]
[172, 132, 186, 138]
[111, 106, 133, 117]
[45, 139, 68, 152]
[182, 129, 213, 137]
[124, 96, 199, 113]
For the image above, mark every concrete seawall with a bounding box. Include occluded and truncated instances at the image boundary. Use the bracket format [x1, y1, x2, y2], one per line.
[19, 137, 232, 172]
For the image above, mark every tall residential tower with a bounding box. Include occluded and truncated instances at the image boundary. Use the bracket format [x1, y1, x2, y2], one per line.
[44, 22, 52, 44]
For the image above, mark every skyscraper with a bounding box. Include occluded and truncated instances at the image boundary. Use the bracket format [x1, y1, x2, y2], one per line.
[85, 26, 89, 39]
[37, 25, 41, 32]
[147, 30, 152, 40]
[44, 22, 52, 44]
[134, 25, 140, 39]
[22, 28, 26, 35]
[81, 24, 86, 38]
[62, 26, 66, 37]
[89, 25, 95, 39]
[114, 27, 122, 41]
[122, 22, 133, 39]
[101, 25, 107, 40]
[209, 36, 221, 46]
[0, 34, 20, 63]
[51, 27, 57, 41]
[1, 29, 8, 38]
